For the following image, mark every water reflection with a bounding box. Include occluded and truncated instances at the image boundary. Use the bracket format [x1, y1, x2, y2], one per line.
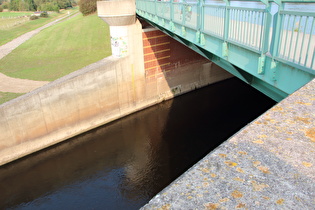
[0, 78, 275, 210]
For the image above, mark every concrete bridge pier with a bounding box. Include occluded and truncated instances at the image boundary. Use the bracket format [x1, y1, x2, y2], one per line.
[97, 0, 136, 58]
[97, 0, 145, 82]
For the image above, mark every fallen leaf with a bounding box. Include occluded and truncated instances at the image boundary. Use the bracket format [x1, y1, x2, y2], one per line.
[253, 140, 264, 144]
[302, 161, 313, 167]
[224, 161, 238, 167]
[204, 203, 220, 210]
[231, 190, 243, 198]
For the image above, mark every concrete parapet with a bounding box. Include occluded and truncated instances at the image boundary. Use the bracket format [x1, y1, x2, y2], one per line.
[141, 78, 315, 209]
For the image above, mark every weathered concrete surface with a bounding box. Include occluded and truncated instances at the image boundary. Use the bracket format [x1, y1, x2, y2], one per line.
[97, 0, 136, 26]
[141, 78, 315, 209]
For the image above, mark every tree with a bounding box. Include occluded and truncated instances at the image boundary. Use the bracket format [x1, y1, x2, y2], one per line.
[39, 2, 59, 12]
[2, 2, 9, 9]
[1, 1, 10, 9]
[79, 0, 97, 16]
[9, 0, 20, 11]
[19, 0, 28, 11]
[57, 0, 71, 9]
[7, 0, 72, 11]
[26, 0, 36, 11]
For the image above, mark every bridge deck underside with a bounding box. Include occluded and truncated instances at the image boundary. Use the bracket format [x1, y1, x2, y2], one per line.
[136, 0, 315, 101]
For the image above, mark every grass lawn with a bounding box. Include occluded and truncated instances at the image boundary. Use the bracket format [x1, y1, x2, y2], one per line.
[0, 92, 24, 105]
[0, 11, 33, 18]
[0, 10, 75, 46]
[0, 13, 111, 81]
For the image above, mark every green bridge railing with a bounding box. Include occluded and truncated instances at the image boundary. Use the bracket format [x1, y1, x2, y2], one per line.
[136, 0, 315, 101]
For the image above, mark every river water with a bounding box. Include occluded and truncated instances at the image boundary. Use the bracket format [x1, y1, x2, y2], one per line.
[0, 78, 275, 210]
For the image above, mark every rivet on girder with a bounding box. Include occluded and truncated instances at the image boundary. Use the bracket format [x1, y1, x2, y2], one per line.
[258, 55, 266, 75]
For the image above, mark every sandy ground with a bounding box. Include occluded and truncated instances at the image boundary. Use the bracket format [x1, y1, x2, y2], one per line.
[0, 12, 79, 93]
[0, 73, 49, 93]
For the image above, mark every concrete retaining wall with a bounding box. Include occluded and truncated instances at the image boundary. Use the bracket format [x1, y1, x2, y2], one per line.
[0, 20, 233, 166]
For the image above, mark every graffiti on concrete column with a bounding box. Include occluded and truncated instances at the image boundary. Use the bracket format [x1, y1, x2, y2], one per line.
[111, 36, 128, 57]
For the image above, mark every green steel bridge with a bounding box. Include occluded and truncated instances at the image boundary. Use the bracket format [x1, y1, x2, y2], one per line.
[136, 0, 315, 101]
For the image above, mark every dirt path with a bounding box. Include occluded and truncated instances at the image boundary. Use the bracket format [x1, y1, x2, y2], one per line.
[0, 73, 49, 93]
[0, 11, 79, 93]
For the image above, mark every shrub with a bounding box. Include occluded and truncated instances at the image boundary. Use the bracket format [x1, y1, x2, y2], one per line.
[39, 2, 59, 12]
[40, 11, 48, 17]
[2, 2, 9, 9]
[79, 0, 97, 16]
[0, 6, 3, 12]
[29, 15, 38, 20]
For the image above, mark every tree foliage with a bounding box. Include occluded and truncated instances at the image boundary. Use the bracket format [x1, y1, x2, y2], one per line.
[1, 2, 9, 9]
[79, 0, 96, 16]
[26, 0, 36, 11]
[9, 0, 19, 11]
[4, 0, 74, 12]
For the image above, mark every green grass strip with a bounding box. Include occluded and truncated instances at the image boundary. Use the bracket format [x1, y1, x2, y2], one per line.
[0, 10, 76, 46]
[0, 11, 33, 18]
[0, 13, 111, 81]
[0, 92, 24, 105]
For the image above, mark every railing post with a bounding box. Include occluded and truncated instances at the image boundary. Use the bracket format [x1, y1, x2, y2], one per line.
[198, 0, 204, 31]
[257, 1, 272, 75]
[154, 0, 157, 16]
[171, 0, 174, 21]
[269, 1, 283, 80]
[222, 0, 230, 58]
[270, 1, 283, 57]
[182, 0, 186, 26]
[223, 0, 230, 41]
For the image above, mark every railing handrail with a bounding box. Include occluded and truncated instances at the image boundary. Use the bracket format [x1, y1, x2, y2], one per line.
[136, 0, 315, 72]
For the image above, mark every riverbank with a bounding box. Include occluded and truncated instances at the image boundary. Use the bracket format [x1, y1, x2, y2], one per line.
[0, 19, 232, 166]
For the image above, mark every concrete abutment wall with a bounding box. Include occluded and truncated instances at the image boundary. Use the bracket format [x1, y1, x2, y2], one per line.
[0, 19, 233, 166]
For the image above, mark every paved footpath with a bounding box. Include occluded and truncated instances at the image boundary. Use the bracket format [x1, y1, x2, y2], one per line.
[142, 78, 315, 209]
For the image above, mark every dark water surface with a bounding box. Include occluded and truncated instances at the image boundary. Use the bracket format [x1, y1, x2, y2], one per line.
[0, 78, 276, 210]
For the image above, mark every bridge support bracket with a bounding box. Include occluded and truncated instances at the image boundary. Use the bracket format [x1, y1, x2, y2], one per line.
[169, 21, 175, 31]
[200, 33, 205, 46]
[161, 19, 165, 27]
[258, 55, 266, 75]
[222, 42, 228, 58]
[271, 60, 278, 81]
[181, 26, 186, 37]
[196, 31, 200, 43]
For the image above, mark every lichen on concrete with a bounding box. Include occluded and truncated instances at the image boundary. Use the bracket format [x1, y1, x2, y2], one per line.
[141, 78, 315, 209]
